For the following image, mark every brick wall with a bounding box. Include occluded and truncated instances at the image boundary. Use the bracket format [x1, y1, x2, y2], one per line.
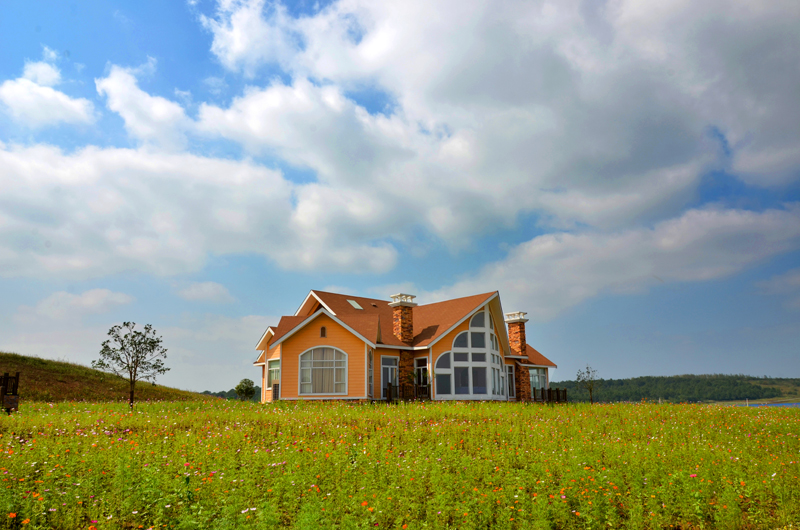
[507, 321, 526, 356]
[393, 305, 414, 343]
[515, 362, 532, 402]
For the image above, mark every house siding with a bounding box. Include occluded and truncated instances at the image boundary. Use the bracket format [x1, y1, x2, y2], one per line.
[278, 314, 367, 399]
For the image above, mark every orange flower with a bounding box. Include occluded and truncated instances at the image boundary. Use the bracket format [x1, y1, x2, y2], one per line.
[22, 520, 30, 525]
[368, 507, 374, 512]
[402, 525, 408, 529]
[361, 501, 368, 506]
[8, 513, 16, 518]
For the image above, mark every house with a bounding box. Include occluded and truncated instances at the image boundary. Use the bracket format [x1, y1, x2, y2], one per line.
[253, 290, 557, 402]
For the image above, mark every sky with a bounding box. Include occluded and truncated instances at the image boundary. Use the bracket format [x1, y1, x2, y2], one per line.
[1, 0, 799, 393]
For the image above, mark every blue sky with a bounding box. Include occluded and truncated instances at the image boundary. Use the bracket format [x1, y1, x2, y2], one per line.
[1, 0, 799, 392]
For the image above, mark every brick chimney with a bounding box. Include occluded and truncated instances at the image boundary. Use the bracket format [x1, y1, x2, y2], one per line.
[389, 293, 417, 343]
[504, 311, 528, 357]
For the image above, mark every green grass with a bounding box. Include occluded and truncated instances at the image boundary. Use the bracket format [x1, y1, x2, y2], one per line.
[0, 400, 798, 529]
[0, 351, 210, 403]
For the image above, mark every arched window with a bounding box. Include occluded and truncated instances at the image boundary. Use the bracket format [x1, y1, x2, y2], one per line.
[437, 307, 505, 399]
[320, 326, 327, 338]
[299, 348, 346, 395]
[435, 352, 451, 395]
[470, 311, 485, 328]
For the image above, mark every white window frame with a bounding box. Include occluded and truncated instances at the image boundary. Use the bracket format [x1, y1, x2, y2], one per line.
[380, 355, 399, 400]
[367, 348, 374, 398]
[298, 346, 348, 396]
[266, 359, 280, 390]
[507, 364, 515, 398]
[434, 307, 505, 400]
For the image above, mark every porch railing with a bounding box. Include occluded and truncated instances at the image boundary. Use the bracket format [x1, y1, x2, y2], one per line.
[532, 387, 567, 403]
[384, 384, 431, 402]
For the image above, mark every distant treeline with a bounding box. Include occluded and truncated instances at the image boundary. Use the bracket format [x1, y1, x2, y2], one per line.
[552, 374, 799, 403]
[202, 387, 262, 402]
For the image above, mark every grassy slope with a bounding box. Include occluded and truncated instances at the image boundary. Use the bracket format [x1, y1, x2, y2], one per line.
[0, 351, 211, 403]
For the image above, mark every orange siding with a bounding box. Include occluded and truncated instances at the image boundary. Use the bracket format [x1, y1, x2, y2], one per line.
[279, 314, 367, 399]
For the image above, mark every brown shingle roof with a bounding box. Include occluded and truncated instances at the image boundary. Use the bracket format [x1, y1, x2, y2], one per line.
[311, 290, 497, 347]
[525, 343, 557, 367]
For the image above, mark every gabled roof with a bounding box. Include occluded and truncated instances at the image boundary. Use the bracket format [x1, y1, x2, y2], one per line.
[312, 290, 497, 348]
[258, 290, 499, 351]
[525, 343, 557, 368]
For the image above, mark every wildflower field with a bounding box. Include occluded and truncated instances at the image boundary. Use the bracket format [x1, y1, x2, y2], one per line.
[1, 401, 798, 529]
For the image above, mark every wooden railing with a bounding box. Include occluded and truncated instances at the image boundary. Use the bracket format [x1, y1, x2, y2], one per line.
[385, 384, 430, 402]
[532, 387, 567, 403]
[271, 383, 280, 401]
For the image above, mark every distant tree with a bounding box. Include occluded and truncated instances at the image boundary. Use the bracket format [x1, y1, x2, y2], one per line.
[235, 379, 256, 401]
[92, 322, 169, 408]
[576, 364, 601, 404]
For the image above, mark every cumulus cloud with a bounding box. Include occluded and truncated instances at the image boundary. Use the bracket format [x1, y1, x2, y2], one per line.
[423, 205, 800, 319]
[95, 59, 190, 150]
[0, 59, 95, 127]
[31, 289, 134, 321]
[0, 143, 396, 279]
[198, 0, 800, 234]
[177, 281, 235, 303]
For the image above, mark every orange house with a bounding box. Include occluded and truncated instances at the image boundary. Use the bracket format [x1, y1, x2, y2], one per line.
[253, 290, 556, 402]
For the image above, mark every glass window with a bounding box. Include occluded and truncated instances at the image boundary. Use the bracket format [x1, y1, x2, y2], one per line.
[436, 373, 451, 395]
[453, 332, 468, 348]
[415, 358, 427, 368]
[470, 312, 485, 328]
[471, 352, 485, 363]
[267, 360, 280, 389]
[299, 348, 346, 394]
[472, 367, 487, 394]
[454, 367, 470, 394]
[489, 315, 494, 330]
[320, 326, 326, 338]
[453, 352, 469, 362]
[436, 353, 451, 369]
[471, 332, 485, 349]
[507, 365, 515, 398]
[382, 357, 398, 366]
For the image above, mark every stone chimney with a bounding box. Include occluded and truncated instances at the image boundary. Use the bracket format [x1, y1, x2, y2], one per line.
[504, 311, 529, 357]
[389, 293, 417, 343]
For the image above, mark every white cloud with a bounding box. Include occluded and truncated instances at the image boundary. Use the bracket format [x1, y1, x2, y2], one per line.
[198, 0, 800, 232]
[0, 61, 95, 127]
[177, 281, 235, 303]
[0, 142, 396, 279]
[424, 205, 800, 319]
[200, 0, 297, 76]
[23, 61, 61, 86]
[30, 289, 134, 321]
[96, 61, 190, 150]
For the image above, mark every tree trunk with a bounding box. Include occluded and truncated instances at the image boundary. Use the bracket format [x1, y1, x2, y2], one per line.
[129, 380, 135, 409]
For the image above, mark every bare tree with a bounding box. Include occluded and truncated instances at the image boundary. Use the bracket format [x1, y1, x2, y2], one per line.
[576, 364, 601, 404]
[92, 322, 169, 408]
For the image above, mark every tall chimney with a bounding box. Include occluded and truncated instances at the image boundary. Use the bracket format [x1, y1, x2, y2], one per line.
[505, 311, 528, 356]
[389, 293, 417, 343]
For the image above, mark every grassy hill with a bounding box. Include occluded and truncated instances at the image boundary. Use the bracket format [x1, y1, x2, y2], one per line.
[0, 351, 211, 403]
[552, 373, 800, 403]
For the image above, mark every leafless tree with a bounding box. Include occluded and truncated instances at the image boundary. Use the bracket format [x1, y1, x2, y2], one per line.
[576, 364, 601, 404]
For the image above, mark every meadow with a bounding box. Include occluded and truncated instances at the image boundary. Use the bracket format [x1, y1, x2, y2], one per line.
[0, 401, 798, 530]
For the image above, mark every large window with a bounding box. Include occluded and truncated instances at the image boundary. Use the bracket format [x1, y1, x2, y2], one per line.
[435, 308, 506, 400]
[299, 348, 347, 395]
[530, 368, 547, 391]
[267, 360, 280, 389]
